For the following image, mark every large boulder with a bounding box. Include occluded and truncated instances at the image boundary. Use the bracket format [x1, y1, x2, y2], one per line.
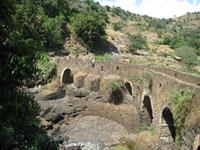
[60, 116, 128, 146]
[83, 102, 139, 132]
[35, 86, 65, 101]
[38, 96, 88, 123]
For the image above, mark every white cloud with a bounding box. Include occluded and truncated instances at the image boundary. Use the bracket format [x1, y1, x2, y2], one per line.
[137, 0, 200, 18]
[95, 0, 200, 18]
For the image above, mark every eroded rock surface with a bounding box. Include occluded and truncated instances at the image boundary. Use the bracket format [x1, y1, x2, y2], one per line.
[62, 116, 128, 145]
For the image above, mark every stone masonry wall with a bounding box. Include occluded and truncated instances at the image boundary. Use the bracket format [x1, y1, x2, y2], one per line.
[56, 58, 200, 130]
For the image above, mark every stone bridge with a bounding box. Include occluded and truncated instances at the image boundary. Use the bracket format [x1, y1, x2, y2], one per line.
[56, 58, 200, 149]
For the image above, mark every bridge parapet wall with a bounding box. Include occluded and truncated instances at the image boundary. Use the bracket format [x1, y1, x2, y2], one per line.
[57, 58, 200, 87]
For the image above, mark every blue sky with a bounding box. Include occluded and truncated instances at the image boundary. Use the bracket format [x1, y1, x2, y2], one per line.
[94, 0, 200, 18]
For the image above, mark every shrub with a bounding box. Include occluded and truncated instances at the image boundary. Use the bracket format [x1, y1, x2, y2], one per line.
[95, 53, 112, 61]
[197, 48, 200, 56]
[139, 124, 156, 134]
[113, 145, 129, 150]
[106, 81, 124, 90]
[128, 58, 136, 64]
[175, 46, 198, 68]
[113, 138, 135, 150]
[162, 35, 172, 45]
[112, 22, 124, 31]
[169, 36, 188, 49]
[170, 87, 193, 146]
[169, 27, 200, 51]
[105, 5, 111, 11]
[127, 33, 148, 53]
[111, 7, 132, 20]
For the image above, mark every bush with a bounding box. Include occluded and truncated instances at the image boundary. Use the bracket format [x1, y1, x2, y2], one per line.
[111, 7, 132, 20]
[95, 53, 112, 61]
[112, 22, 124, 31]
[170, 87, 193, 146]
[37, 52, 56, 81]
[113, 145, 129, 150]
[127, 33, 148, 53]
[175, 46, 198, 68]
[169, 27, 200, 51]
[106, 81, 124, 90]
[197, 48, 200, 56]
[162, 35, 172, 45]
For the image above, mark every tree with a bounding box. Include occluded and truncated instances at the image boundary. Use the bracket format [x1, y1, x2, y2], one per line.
[42, 14, 66, 48]
[0, 0, 67, 149]
[42, 0, 71, 18]
[70, 9, 107, 50]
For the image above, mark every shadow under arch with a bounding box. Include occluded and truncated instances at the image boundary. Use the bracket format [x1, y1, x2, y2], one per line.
[61, 68, 74, 85]
[124, 81, 132, 95]
[162, 107, 176, 141]
[109, 88, 124, 105]
[197, 145, 200, 150]
[142, 95, 153, 125]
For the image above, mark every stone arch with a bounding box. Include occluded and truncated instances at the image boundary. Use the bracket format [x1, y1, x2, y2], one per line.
[193, 134, 200, 150]
[61, 68, 74, 85]
[109, 88, 124, 105]
[141, 95, 153, 125]
[124, 81, 132, 95]
[162, 107, 176, 141]
[101, 66, 104, 72]
[197, 146, 200, 150]
[92, 63, 95, 68]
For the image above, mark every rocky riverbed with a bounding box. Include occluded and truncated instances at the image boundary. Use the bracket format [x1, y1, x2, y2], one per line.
[27, 80, 172, 150]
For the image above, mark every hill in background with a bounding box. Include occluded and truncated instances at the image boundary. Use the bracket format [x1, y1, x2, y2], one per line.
[63, 1, 200, 76]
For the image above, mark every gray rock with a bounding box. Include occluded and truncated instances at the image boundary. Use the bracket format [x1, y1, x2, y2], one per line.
[64, 142, 101, 150]
[35, 86, 65, 101]
[61, 116, 128, 146]
[73, 88, 90, 98]
[135, 50, 149, 56]
[173, 56, 182, 61]
[38, 96, 88, 123]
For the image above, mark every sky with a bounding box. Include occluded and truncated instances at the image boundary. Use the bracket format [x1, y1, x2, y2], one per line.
[94, 0, 200, 18]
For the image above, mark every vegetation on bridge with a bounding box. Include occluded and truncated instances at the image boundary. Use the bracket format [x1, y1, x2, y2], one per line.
[170, 87, 194, 146]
